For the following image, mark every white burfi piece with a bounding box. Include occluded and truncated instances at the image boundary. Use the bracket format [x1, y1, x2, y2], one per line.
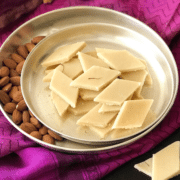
[121, 70, 148, 97]
[98, 104, 121, 113]
[97, 50, 146, 72]
[51, 91, 69, 116]
[45, 64, 59, 74]
[70, 66, 120, 91]
[76, 103, 117, 128]
[68, 99, 98, 115]
[94, 79, 140, 106]
[77, 52, 109, 72]
[85, 51, 98, 58]
[79, 88, 104, 101]
[152, 141, 180, 180]
[50, 68, 79, 108]
[41, 42, 86, 67]
[61, 57, 83, 79]
[112, 99, 153, 129]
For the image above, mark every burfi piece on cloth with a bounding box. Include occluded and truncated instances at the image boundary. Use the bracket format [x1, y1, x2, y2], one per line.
[70, 66, 120, 91]
[41, 41, 86, 67]
[50, 68, 79, 108]
[112, 99, 153, 129]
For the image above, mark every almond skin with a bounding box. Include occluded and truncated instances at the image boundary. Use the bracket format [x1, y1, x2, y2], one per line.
[16, 99, 27, 111]
[12, 109, 22, 124]
[31, 36, 45, 44]
[2, 83, 12, 93]
[10, 76, 20, 86]
[30, 131, 42, 140]
[9, 69, 19, 77]
[4, 102, 16, 114]
[39, 126, 48, 135]
[16, 61, 25, 75]
[30, 117, 41, 129]
[0, 66, 9, 77]
[0, 90, 11, 104]
[9, 86, 18, 99]
[11, 53, 25, 63]
[3, 58, 17, 69]
[20, 122, 37, 134]
[0, 76, 9, 87]
[12, 91, 23, 103]
[48, 129, 63, 141]
[25, 43, 35, 52]
[42, 134, 55, 144]
[22, 110, 30, 123]
[17, 45, 28, 59]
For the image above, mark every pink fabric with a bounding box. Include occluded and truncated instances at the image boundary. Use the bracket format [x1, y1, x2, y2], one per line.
[0, 0, 180, 179]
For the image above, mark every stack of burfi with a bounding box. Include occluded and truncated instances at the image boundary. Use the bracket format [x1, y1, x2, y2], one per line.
[41, 42, 155, 139]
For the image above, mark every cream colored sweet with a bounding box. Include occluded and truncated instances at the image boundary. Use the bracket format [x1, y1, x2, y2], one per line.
[70, 66, 121, 91]
[76, 103, 117, 128]
[112, 99, 153, 129]
[98, 104, 121, 113]
[41, 41, 86, 67]
[97, 50, 146, 72]
[77, 52, 109, 72]
[51, 91, 69, 116]
[50, 68, 79, 108]
[85, 51, 98, 58]
[96, 48, 120, 53]
[68, 98, 98, 115]
[94, 79, 140, 106]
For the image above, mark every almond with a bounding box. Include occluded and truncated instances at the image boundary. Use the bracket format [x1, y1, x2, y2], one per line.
[17, 45, 28, 59]
[12, 109, 22, 124]
[3, 58, 17, 69]
[2, 83, 12, 93]
[12, 91, 23, 102]
[39, 126, 48, 135]
[25, 43, 35, 52]
[10, 76, 20, 86]
[0, 90, 11, 104]
[20, 122, 37, 134]
[16, 99, 27, 111]
[48, 129, 63, 141]
[42, 134, 55, 144]
[30, 117, 41, 129]
[4, 102, 16, 114]
[22, 110, 30, 123]
[9, 86, 18, 99]
[16, 61, 25, 75]
[11, 53, 25, 63]
[0, 66, 9, 77]
[31, 36, 45, 44]
[30, 131, 42, 140]
[9, 69, 19, 77]
[29, 110, 34, 117]
[0, 76, 9, 87]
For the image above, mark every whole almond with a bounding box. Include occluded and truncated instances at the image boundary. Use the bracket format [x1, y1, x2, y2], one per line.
[11, 53, 25, 63]
[29, 110, 34, 117]
[22, 110, 30, 123]
[3, 58, 17, 69]
[30, 117, 41, 129]
[17, 86, 21, 92]
[12, 91, 23, 102]
[9, 86, 18, 99]
[0, 76, 9, 87]
[39, 126, 48, 135]
[25, 43, 35, 52]
[2, 83, 12, 93]
[30, 131, 42, 140]
[42, 134, 55, 144]
[0, 66, 9, 77]
[10, 76, 20, 86]
[12, 109, 22, 124]
[16, 99, 27, 111]
[16, 61, 25, 75]
[9, 69, 19, 77]
[0, 90, 11, 104]
[48, 129, 63, 141]
[20, 122, 37, 134]
[4, 102, 16, 114]
[17, 45, 28, 59]
[31, 36, 45, 44]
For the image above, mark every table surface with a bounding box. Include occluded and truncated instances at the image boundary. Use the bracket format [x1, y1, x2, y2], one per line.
[102, 127, 180, 180]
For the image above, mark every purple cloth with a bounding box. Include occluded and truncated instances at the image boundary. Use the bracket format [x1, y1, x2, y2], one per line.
[0, 0, 180, 179]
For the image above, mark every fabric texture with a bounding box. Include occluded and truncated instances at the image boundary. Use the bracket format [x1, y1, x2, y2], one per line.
[0, 0, 180, 179]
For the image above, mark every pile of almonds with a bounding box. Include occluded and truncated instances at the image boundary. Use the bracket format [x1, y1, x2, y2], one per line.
[0, 36, 63, 145]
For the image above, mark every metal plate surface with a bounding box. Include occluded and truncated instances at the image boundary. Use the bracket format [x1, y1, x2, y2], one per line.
[0, 7, 178, 152]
